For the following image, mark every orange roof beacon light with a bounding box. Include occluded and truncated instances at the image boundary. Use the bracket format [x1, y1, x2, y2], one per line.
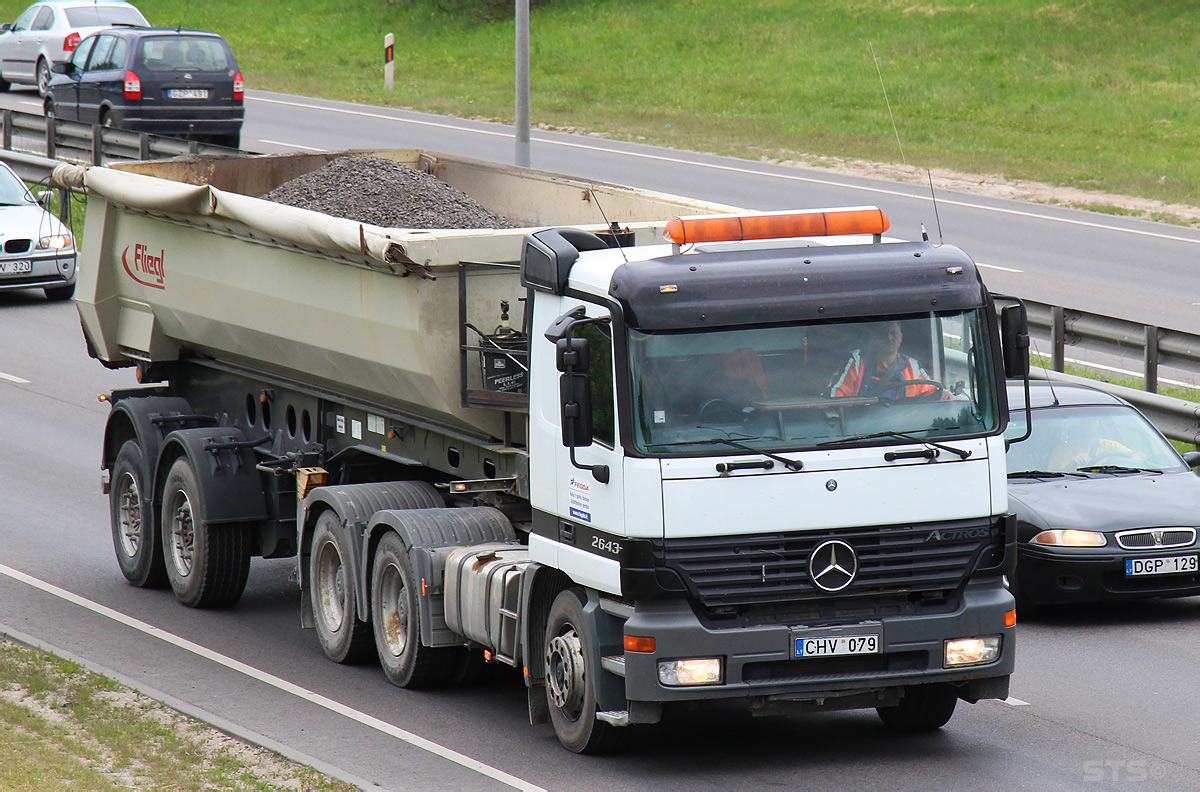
[663, 206, 891, 247]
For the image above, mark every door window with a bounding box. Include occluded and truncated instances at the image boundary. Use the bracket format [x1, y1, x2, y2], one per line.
[32, 6, 53, 30]
[68, 36, 96, 71]
[86, 35, 117, 71]
[576, 320, 615, 448]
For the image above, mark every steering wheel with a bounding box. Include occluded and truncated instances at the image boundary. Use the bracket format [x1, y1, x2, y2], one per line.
[697, 398, 757, 423]
[875, 379, 945, 401]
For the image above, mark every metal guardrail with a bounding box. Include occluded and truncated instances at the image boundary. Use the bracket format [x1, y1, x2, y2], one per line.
[3, 109, 1198, 447]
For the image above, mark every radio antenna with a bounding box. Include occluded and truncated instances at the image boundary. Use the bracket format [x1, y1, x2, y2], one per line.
[869, 41, 905, 166]
[926, 168, 944, 245]
[588, 187, 630, 265]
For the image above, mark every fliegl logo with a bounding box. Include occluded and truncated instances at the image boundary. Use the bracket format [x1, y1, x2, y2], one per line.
[121, 243, 166, 289]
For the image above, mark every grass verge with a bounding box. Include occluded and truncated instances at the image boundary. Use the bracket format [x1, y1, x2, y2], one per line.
[0, 637, 354, 791]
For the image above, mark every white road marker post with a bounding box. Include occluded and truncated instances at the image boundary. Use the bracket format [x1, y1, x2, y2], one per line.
[384, 33, 394, 92]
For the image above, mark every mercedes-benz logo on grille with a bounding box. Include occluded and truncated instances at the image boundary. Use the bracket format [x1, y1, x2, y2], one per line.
[808, 540, 858, 592]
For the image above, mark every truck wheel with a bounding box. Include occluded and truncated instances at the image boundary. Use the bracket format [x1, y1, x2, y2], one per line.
[544, 588, 622, 753]
[371, 531, 458, 687]
[161, 457, 250, 608]
[310, 511, 374, 663]
[876, 683, 958, 732]
[110, 440, 166, 588]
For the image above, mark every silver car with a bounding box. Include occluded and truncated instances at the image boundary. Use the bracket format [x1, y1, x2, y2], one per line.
[0, 1, 147, 95]
[0, 160, 75, 300]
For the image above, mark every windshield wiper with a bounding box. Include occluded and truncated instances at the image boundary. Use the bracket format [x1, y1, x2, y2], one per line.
[648, 436, 802, 471]
[1076, 465, 1162, 475]
[1007, 470, 1087, 479]
[817, 430, 971, 459]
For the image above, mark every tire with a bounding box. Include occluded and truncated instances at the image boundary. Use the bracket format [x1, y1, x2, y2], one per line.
[544, 588, 624, 753]
[110, 440, 166, 588]
[161, 457, 251, 608]
[370, 531, 459, 686]
[310, 511, 374, 663]
[877, 683, 959, 732]
[44, 283, 75, 301]
[36, 58, 50, 96]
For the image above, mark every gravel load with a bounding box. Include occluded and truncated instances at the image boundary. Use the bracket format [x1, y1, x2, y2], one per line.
[260, 155, 513, 229]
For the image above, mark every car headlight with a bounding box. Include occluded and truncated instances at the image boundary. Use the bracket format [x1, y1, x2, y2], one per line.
[1031, 529, 1106, 547]
[37, 234, 73, 251]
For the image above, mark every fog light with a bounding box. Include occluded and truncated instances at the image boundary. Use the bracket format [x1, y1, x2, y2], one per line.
[657, 657, 722, 686]
[944, 636, 1001, 667]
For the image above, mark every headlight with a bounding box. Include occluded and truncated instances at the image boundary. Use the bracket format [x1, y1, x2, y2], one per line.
[944, 636, 1001, 667]
[1031, 529, 1106, 547]
[657, 658, 722, 686]
[37, 234, 73, 251]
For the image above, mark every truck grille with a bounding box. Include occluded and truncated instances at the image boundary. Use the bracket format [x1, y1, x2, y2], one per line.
[653, 519, 998, 608]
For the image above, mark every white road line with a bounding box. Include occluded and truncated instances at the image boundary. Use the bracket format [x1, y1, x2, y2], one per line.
[0, 563, 544, 792]
[976, 261, 1024, 273]
[257, 139, 327, 152]
[248, 93, 1200, 247]
[16, 100, 41, 109]
[0, 371, 31, 384]
[1003, 697, 1031, 706]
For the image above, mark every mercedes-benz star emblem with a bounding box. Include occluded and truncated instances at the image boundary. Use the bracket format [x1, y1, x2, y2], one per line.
[808, 540, 858, 592]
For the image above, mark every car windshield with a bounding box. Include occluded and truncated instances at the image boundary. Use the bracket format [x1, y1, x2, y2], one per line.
[64, 6, 147, 26]
[1005, 403, 1185, 474]
[0, 166, 34, 206]
[138, 36, 230, 72]
[629, 309, 999, 454]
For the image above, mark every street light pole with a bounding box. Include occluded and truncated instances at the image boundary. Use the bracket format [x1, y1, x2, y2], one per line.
[515, 0, 530, 167]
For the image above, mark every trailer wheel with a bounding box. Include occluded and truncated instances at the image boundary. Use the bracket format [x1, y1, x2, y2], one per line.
[110, 440, 166, 588]
[544, 588, 622, 753]
[161, 457, 250, 608]
[310, 511, 374, 663]
[876, 683, 958, 732]
[371, 531, 458, 687]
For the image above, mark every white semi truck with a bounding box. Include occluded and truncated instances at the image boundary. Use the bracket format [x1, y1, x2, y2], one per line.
[57, 150, 1029, 753]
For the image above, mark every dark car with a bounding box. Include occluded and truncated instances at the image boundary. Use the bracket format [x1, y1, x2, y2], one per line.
[43, 26, 242, 148]
[1004, 380, 1200, 612]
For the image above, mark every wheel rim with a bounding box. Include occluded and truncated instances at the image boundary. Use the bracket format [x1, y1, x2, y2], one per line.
[167, 489, 195, 576]
[115, 471, 141, 558]
[316, 541, 347, 632]
[377, 561, 408, 657]
[37, 61, 49, 93]
[545, 623, 586, 720]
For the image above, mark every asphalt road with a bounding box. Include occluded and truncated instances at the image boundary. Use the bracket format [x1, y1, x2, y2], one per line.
[1, 87, 1199, 790]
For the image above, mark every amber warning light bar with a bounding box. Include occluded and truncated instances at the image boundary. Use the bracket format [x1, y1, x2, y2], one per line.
[663, 206, 890, 245]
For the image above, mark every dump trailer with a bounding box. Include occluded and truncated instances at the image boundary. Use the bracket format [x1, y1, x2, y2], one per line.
[57, 150, 1030, 753]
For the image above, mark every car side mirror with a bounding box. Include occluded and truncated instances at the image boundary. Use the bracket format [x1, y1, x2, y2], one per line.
[1182, 451, 1200, 469]
[36, 190, 53, 207]
[0, 24, 11, 34]
[51, 62, 72, 75]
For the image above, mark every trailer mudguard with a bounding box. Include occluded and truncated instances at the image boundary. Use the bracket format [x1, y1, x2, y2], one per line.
[366, 506, 516, 645]
[298, 482, 445, 627]
[102, 394, 205, 494]
[156, 426, 269, 526]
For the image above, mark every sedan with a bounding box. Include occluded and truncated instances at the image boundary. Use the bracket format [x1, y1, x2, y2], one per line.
[0, 1, 147, 95]
[44, 26, 243, 148]
[0, 159, 75, 300]
[1004, 380, 1200, 612]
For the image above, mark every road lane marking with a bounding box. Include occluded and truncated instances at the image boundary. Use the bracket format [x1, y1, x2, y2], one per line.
[257, 139, 327, 152]
[976, 261, 1024, 273]
[1003, 697, 1031, 706]
[0, 371, 31, 384]
[0, 563, 544, 792]
[247, 93, 1200, 247]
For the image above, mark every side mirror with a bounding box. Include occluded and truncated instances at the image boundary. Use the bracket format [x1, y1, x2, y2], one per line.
[1182, 451, 1200, 469]
[51, 61, 73, 75]
[557, 337, 592, 447]
[0, 24, 12, 34]
[556, 336, 588, 373]
[36, 190, 53, 207]
[1000, 303, 1030, 378]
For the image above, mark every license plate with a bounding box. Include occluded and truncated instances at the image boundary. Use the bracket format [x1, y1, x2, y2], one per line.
[168, 88, 209, 100]
[795, 634, 880, 658]
[1125, 555, 1198, 576]
[0, 260, 31, 274]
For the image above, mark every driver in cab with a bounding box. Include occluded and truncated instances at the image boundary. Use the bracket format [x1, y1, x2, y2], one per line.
[830, 321, 951, 400]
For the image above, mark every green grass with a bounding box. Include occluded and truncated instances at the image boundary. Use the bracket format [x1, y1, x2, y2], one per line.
[7, 0, 1184, 209]
[0, 639, 353, 791]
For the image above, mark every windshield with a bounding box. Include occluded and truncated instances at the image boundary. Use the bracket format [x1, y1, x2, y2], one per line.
[630, 310, 999, 454]
[1005, 403, 1185, 474]
[0, 165, 34, 205]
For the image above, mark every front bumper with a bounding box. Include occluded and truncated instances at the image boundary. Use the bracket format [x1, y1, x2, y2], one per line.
[1018, 544, 1200, 604]
[0, 252, 76, 291]
[620, 581, 1014, 705]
